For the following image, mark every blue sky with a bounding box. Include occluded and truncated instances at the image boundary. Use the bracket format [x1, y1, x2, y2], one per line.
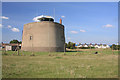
[1, 2, 118, 44]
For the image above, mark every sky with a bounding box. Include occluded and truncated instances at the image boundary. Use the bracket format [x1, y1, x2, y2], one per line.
[1, 2, 118, 45]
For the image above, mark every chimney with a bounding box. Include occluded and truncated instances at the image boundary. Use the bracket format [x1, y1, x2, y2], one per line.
[60, 18, 62, 24]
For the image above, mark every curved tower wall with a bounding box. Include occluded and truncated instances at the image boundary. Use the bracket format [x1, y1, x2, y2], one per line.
[21, 21, 65, 52]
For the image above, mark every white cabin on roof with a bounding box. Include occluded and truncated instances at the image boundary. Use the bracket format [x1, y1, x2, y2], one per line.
[33, 15, 54, 22]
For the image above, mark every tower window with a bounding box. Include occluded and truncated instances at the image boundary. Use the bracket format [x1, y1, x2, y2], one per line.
[30, 36, 32, 40]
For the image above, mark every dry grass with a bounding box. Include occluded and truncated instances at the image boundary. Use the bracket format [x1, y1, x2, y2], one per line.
[2, 48, 118, 78]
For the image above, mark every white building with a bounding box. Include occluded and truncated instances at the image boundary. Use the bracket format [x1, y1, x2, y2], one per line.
[83, 43, 88, 47]
[88, 43, 93, 47]
[2, 43, 22, 51]
[76, 43, 110, 49]
[76, 43, 83, 48]
[6, 45, 12, 51]
[94, 44, 101, 48]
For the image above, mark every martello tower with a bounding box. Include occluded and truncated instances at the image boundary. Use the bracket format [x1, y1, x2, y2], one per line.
[21, 15, 65, 52]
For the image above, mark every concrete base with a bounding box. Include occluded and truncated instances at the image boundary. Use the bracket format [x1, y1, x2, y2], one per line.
[21, 47, 65, 52]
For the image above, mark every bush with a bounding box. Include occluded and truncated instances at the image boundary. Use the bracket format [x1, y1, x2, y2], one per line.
[79, 47, 95, 49]
[10, 40, 22, 44]
[110, 44, 120, 50]
[66, 42, 76, 49]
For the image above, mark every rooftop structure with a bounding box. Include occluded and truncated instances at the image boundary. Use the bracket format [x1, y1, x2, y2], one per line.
[33, 15, 54, 22]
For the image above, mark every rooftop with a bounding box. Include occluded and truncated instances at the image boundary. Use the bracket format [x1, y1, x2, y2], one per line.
[33, 15, 54, 22]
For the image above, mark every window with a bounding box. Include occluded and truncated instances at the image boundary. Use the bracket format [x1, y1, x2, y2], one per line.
[41, 18, 54, 22]
[30, 36, 32, 40]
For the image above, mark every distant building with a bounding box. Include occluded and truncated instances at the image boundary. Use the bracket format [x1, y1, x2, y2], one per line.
[117, 42, 119, 45]
[78, 43, 83, 47]
[82, 43, 88, 47]
[76, 43, 110, 49]
[88, 43, 93, 47]
[2, 43, 21, 51]
[105, 44, 110, 48]
[6, 45, 12, 51]
[94, 44, 100, 48]
[76, 43, 83, 48]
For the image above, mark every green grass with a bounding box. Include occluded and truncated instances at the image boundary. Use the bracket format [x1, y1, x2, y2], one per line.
[2, 48, 118, 78]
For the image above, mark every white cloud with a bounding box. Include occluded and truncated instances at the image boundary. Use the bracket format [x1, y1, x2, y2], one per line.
[80, 30, 86, 32]
[0, 24, 3, 28]
[70, 31, 78, 34]
[61, 16, 65, 18]
[11, 28, 20, 32]
[1, 16, 9, 19]
[67, 37, 71, 40]
[8, 25, 12, 28]
[0, 24, 19, 32]
[33, 17, 39, 22]
[103, 24, 114, 28]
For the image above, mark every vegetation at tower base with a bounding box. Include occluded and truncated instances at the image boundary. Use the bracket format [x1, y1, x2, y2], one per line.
[79, 47, 95, 49]
[110, 44, 120, 50]
[65, 42, 76, 49]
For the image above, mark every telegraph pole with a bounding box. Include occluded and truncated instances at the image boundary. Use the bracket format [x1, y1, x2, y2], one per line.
[54, 8, 55, 22]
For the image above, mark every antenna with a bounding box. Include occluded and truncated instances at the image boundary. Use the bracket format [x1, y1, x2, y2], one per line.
[36, 9, 37, 16]
[54, 8, 55, 22]
[37, 8, 39, 16]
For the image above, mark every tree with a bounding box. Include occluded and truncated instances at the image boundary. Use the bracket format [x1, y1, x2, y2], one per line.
[10, 40, 22, 44]
[67, 42, 71, 49]
[65, 43, 67, 48]
[19, 41, 22, 44]
[72, 43, 76, 49]
[110, 44, 120, 50]
[66, 42, 76, 49]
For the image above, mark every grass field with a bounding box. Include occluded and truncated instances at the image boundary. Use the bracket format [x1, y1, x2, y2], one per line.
[2, 48, 118, 78]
